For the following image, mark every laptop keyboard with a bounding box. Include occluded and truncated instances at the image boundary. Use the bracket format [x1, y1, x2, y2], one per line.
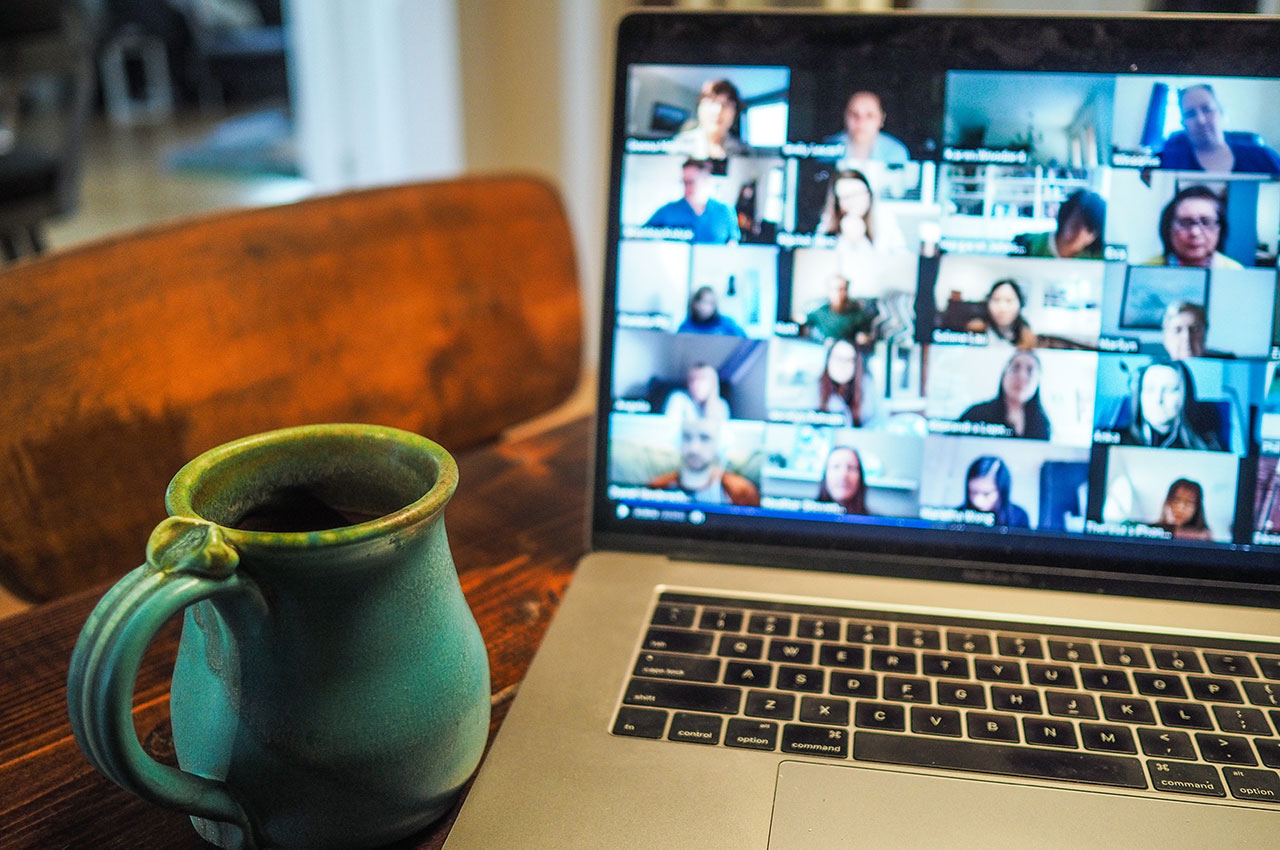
[611, 591, 1280, 807]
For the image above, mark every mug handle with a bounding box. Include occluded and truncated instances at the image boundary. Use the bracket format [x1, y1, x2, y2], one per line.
[67, 517, 267, 849]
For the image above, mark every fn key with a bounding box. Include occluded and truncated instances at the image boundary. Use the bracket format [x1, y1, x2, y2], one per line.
[613, 707, 667, 739]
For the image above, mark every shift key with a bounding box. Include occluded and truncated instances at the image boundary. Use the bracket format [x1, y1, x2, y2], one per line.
[624, 678, 742, 714]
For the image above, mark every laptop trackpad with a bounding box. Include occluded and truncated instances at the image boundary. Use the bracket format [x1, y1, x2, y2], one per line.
[769, 760, 1273, 849]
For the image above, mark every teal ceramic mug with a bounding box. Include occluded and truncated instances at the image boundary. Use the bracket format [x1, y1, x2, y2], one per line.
[67, 424, 491, 849]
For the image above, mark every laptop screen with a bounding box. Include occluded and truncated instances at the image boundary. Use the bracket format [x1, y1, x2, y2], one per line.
[593, 12, 1280, 596]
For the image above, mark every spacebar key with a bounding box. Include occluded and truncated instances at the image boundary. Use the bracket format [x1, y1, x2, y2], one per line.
[854, 732, 1147, 789]
[624, 678, 742, 714]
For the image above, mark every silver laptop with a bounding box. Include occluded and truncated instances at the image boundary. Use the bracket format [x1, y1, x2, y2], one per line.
[446, 10, 1280, 847]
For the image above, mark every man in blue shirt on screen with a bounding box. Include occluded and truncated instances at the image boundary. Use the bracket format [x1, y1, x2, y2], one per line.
[644, 158, 740, 243]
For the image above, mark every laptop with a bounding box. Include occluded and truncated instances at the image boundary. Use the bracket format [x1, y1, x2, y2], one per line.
[446, 10, 1280, 847]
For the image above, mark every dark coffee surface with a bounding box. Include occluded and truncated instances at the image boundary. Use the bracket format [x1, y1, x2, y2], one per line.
[232, 487, 389, 532]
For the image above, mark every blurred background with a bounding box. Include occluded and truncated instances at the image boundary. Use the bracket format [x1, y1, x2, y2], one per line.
[0, 0, 1270, 363]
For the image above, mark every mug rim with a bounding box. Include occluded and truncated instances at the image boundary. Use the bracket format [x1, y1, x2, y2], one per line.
[165, 423, 458, 551]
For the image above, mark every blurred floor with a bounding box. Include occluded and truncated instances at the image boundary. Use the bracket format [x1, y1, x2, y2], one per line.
[47, 107, 313, 251]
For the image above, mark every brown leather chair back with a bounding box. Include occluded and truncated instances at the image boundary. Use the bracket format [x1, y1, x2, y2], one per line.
[0, 175, 581, 601]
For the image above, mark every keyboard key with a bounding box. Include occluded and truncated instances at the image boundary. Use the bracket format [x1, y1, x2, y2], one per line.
[1213, 705, 1272, 736]
[922, 653, 970, 678]
[847, 622, 891, 645]
[1151, 647, 1202, 673]
[1188, 676, 1241, 704]
[744, 690, 795, 721]
[699, 609, 744, 632]
[768, 639, 815, 665]
[1195, 733, 1258, 765]
[1046, 691, 1098, 719]
[724, 718, 778, 751]
[668, 712, 722, 745]
[1204, 653, 1257, 678]
[1254, 739, 1280, 768]
[781, 723, 848, 758]
[937, 681, 986, 708]
[1099, 644, 1149, 668]
[723, 661, 772, 688]
[797, 617, 839, 640]
[612, 707, 667, 739]
[1100, 696, 1156, 725]
[829, 672, 877, 699]
[1080, 667, 1131, 693]
[870, 649, 919, 674]
[747, 613, 792, 636]
[911, 706, 962, 737]
[1132, 672, 1187, 699]
[854, 731, 1146, 789]
[651, 604, 695, 628]
[991, 686, 1041, 713]
[1048, 640, 1096, 664]
[855, 702, 905, 731]
[975, 658, 1023, 683]
[1022, 718, 1078, 748]
[1147, 760, 1225, 797]
[1223, 767, 1280, 804]
[717, 634, 764, 659]
[997, 634, 1044, 659]
[776, 666, 824, 693]
[883, 676, 931, 703]
[897, 626, 941, 650]
[1081, 723, 1136, 754]
[1244, 681, 1280, 708]
[633, 652, 721, 683]
[800, 696, 851, 726]
[1138, 728, 1196, 760]
[947, 631, 992, 655]
[967, 712, 1020, 742]
[1156, 700, 1214, 730]
[1027, 663, 1075, 689]
[624, 679, 741, 714]
[819, 643, 866, 669]
[1258, 657, 1280, 681]
[643, 628, 713, 655]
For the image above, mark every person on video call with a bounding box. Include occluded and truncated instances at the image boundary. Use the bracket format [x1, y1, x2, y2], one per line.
[1158, 84, 1280, 175]
[964, 279, 1037, 348]
[819, 338, 878, 427]
[647, 415, 760, 506]
[804, 273, 874, 345]
[1012, 190, 1107, 260]
[817, 168, 905, 253]
[825, 91, 910, 164]
[959, 349, 1052, 440]
[672, 78, 748, 161]
[1153, 477, 1213, 541]
[663, 362, 731, 422]
[817, 446, 870, 515]
[1121, 360, 1224, 451]
[958, 456, 1030, 528]
[677, 286, 746, 336]
[1160, 300, 1232, 360]
[1144, 185, 1243, 269]
[645, 158, 740, 244]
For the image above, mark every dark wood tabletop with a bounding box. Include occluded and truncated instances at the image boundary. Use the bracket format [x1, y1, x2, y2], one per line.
[0, 415, 591, 850]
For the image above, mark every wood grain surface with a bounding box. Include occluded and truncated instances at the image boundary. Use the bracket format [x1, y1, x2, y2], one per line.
[0, 175, 581, 602]
[0, 415, 591, 850]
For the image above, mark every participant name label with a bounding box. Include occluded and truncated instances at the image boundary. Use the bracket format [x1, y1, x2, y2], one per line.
[1086, 520, 1172, 539]
[920, 506, 996, 527]
[1098, 336, 1139, 353]
[931, 329, 988, 346]
[943, 147, 1028, 164]
[617, 313, 671, 331]
[1110, 152, 1162, 168]
[929, 419, 1012, 438]
[781, 142, 845, 158]
[613, 399, 652, 414]
[769, 409, 847, 426]
[940, 237, 1019, 255]
[622, 225, 693, 241]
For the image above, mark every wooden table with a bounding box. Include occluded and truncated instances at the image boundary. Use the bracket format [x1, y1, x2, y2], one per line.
[0, 416, 591, 849]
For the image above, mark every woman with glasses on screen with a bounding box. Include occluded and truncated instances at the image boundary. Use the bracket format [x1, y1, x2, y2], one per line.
[1143, 186, 1243, 269]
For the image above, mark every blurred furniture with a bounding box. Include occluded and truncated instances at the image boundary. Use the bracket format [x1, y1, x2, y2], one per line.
[99, 23, 174, 125]
[0, 175, 582, 602]
[0, 413, 591, 849]
[0, 3, 95, 261]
